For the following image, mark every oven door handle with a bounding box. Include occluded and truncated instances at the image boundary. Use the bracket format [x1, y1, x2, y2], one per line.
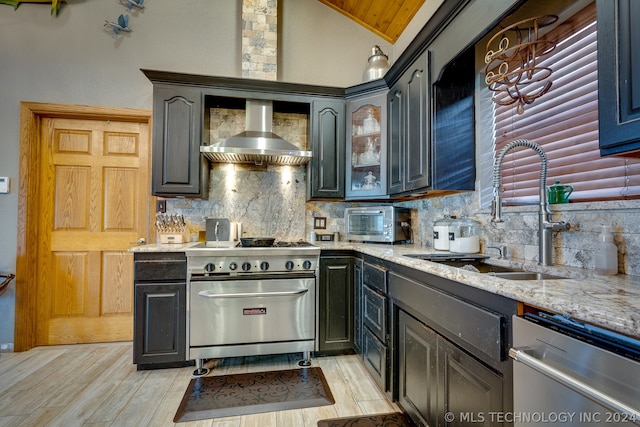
[198, 288, 309, 299]
[509, 347, 640, 419]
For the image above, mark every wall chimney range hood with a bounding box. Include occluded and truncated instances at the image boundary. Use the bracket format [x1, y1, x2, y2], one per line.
[200, 99, 312, 166]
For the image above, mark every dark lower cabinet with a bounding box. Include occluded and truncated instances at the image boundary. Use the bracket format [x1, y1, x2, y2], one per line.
[398, 310, 504, 427]
[360, 261, 390, 396]
[318, 256, 354, 353]
[389, 268, 515, 426]
[440, 337, 503, 427]
[353, 258, 363, 355]
[398, 310, 439, 426]
[363, 323, 388, 391]
[363, 285, 386, 342]
[133, 252, 188, 369]
[134, 282, 186, 366]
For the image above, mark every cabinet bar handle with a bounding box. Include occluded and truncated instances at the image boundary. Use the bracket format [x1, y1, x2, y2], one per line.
[198, 288, 308, 299]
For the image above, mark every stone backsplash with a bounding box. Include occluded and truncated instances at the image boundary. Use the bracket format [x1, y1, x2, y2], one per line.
[165, 181, 640, 276]
[307, 193, 640, 277]
[166, 163, 307, 242]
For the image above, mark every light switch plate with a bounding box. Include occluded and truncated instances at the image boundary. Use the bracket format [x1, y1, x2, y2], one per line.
[0, 177, 9, 193]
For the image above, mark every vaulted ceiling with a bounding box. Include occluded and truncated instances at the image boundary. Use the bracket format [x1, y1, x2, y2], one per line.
[317, 0, 426, 43]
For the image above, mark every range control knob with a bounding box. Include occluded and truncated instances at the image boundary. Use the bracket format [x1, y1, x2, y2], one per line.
[229, 262, 238, 271]
[285, 261, 295, 271]
[204, 263, 216, 273]
[303, 260, 312, 270]
[242, 262, 252, 272]
[260, 261, 269, 271]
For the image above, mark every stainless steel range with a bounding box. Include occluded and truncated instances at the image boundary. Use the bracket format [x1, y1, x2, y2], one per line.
[185, 241, 320, 376]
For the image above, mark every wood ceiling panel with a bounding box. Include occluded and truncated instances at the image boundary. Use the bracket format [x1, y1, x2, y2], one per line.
[364, 1, 390, 32]
[318, 0, 425, 43]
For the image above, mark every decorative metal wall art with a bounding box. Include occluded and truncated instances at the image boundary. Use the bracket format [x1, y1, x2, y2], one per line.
[484, 15, 558, 114]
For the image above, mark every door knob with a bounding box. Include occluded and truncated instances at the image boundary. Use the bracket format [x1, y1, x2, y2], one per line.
[130, 237, 146, 246]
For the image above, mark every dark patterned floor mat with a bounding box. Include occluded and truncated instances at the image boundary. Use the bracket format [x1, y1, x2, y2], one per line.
[174, 367, 335, 422]
[317, 412, 415, 427]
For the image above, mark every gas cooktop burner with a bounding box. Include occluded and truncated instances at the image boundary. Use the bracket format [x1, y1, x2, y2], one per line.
[232, 240, 315, 248]
[273, 241, 314, 247]
[186, 239, 320, 276]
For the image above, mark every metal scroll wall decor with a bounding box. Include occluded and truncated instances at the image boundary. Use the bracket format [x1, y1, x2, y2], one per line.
[484, 15, 558, 114]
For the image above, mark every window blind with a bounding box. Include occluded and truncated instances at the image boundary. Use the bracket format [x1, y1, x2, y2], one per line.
[491, 2, 640, 203]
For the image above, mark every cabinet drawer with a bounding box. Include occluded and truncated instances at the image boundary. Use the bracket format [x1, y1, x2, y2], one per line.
[363, 284, 386, 342]
[134, 253, 186, 282]
[363, 262, 387, 293]
[389, 272, 505, 362]
[363, 326, 387, 391]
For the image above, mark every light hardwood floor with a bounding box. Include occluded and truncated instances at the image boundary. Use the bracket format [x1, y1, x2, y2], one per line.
[0, 342, 400, 427]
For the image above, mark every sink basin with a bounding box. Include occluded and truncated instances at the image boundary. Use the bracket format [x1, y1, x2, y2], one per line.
[404, 254, 568, 280]
[404, 254, 523, 273]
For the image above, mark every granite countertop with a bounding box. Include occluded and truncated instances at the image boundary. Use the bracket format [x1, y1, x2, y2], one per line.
[130, 242, 203, 252]
[131, 241, 640, 339]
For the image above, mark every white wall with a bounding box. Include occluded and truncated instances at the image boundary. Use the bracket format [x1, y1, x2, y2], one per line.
[0, 0, 439, 345]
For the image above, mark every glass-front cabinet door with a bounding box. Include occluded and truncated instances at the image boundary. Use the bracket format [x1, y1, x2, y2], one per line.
[346, 91, 388, 199]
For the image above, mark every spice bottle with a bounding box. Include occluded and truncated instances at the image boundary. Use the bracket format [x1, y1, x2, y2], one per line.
[595, 225, 617, 275]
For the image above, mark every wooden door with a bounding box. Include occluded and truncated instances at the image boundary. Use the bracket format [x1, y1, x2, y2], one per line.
[36, 117, 150, 345]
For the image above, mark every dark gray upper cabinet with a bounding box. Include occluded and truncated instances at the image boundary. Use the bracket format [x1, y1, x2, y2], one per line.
[345, 90, 388, 200]
[388, 83, 404, 194]
[597, 0, 640, 156]
[404, 55, 431, 192]
[387, 51, 430, 195]
[309, 99, 346, 200]
[151, 85, 208, 198]
[431, 47, 475, 191]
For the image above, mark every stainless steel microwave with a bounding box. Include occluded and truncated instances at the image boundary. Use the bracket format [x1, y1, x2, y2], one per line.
[345, 206, 411, 244]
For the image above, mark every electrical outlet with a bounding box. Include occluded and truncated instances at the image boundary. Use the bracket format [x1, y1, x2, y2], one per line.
[156, 200, 166, 213]
[0, 177, 9, 193]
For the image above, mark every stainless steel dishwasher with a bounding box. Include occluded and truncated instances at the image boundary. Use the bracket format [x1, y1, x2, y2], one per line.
[510, 313, 640, 426]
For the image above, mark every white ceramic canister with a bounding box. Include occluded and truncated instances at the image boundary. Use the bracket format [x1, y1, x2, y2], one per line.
[433, 215, 454, 251]
[448, 217, 481, 253]
[229, 222, 237, 241]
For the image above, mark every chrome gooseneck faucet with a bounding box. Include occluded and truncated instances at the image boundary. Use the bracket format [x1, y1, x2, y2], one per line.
[491, 139, 570, 266]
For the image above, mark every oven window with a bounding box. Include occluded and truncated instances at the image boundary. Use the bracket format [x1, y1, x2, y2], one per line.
[349, 214, 384, 236]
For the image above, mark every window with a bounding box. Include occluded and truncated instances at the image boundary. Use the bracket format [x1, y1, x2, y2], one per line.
[486, 1, 640, 204]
